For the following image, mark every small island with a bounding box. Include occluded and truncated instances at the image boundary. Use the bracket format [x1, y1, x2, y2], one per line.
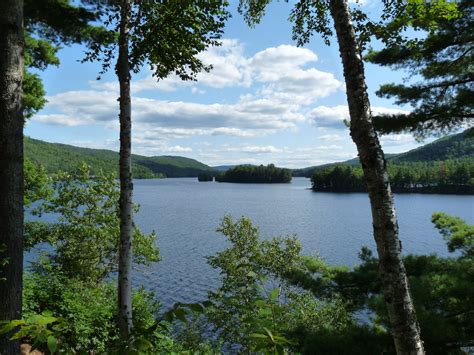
[198, 172, 214, 182]
[215, 164, 292, 183]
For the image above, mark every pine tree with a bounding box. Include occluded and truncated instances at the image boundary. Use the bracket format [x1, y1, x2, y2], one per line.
[367, 0, 473, 138]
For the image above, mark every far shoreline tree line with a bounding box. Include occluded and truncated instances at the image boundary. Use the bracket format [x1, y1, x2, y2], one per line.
[197, 158, 474, 195]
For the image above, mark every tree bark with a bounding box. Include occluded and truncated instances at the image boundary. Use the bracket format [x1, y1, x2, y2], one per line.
[0, 0, 24, 354]
[116, 0, 133, 339]
[328, 1, 424, 354]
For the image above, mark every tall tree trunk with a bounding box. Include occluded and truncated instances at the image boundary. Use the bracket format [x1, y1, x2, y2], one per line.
[116, 0, 133, 339]
[0, 0, 24, 354]
[328, 1, 424, 354]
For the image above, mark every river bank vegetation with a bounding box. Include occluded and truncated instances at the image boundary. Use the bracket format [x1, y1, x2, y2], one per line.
[2, 162, 473, 353]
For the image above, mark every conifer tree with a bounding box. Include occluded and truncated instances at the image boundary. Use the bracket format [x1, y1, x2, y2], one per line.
[368, 1, 473, 138]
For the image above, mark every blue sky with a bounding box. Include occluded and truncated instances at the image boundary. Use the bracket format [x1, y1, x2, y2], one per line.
[25, 0, 427, 168]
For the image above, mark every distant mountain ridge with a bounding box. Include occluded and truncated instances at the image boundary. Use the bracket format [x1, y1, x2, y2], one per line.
[292, 129, 474, 177]
[25, 129, 473, 178]
[25, 137, 213, 178]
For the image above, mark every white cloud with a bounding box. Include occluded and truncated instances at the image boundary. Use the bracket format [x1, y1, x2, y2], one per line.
[224, 145, 283, 154]
[318, 134, 343, 142]
[380, 134, 413, 143]
[163, 145, 193, 153]
[316, 145, 343, 151]
[196, 38, 252, 88]
[33, 114, 94, 126]
[33, 89, 306, 138]
[309, 105, 410, 129]
[89, 40, 341, 105]
[309, 105, 349, 128]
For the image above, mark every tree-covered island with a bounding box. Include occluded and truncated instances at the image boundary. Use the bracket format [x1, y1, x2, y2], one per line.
[198, 172, 214, 182]
[216, 164, 292, 183]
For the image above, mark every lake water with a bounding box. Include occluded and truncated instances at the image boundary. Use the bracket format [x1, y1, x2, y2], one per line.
[130, 177, 474, 307]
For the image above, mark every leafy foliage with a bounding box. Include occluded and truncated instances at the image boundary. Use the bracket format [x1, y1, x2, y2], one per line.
[84, 0, 229, 80]
[205, 216, 356, 353]
[284, 213, 474, 354]
[20, 163, 182, 353]
[432, 212, 474, 257]
[216, 164, 292, 183]
[24, 159, 52, 207]
[25, 163, 159, 282]
[22, 272, 180, 354]
[0, 311, 64, 354]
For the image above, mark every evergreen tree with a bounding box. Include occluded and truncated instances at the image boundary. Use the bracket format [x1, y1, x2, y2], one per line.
[23, 0, 112, 117]
[367, 1, 473, 138]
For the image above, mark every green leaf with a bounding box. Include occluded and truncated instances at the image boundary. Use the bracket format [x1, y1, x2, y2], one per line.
[47, 335, 58, 354]
[269, 288, 279, 301]
[250, 333, 268, 339]
[263, 327, 275, 342]
[0, 320, 25, 335]
[202, 300, 214, 308]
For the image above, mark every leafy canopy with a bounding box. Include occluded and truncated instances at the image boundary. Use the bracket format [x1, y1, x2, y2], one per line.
[84, 0, 229, 81]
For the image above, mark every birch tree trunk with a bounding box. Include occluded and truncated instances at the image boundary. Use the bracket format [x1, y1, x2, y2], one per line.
[0, 0, 24, 354]
[328, 0, 424, 353]
[116, 0, 133, 339]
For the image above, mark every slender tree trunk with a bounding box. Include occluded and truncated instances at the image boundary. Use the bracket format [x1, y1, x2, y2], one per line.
[116, 0, 133, 339]
[328, 1, 424, 354]
[0, 0, 24, 354]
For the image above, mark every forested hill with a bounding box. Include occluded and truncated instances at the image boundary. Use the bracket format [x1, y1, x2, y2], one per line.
[293, 129, 474, 177]
[25, 129, 473, 179]
[391, 128, 474, 162]
[25, 137, 213, 178]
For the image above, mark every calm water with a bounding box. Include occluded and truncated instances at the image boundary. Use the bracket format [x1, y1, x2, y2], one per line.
[130, 177, 474, 307]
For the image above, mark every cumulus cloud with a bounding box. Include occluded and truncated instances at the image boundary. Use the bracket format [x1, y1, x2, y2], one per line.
[33, 89, 306, 138]
[309, 105, 410, 129]
[89, 40, 341, 104]
[309, 105, 349, 128]
[39, 41, 344, 138]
